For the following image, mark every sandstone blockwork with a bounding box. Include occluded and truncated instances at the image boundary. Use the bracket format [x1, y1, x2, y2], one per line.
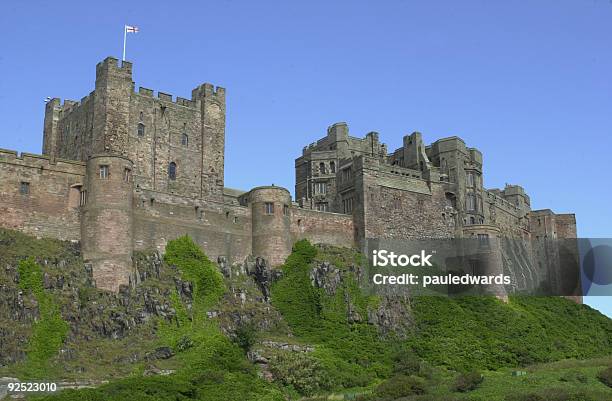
[0, 57, 577, 297]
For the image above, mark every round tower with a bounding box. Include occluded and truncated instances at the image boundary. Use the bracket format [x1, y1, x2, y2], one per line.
[81, 155, 134, 292]
[249, 186, 292, 266]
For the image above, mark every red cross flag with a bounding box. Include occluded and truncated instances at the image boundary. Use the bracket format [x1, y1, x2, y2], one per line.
[123, 25, 140, 61]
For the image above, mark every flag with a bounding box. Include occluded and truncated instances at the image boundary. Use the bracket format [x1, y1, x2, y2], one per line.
[126, 25, 139, 33]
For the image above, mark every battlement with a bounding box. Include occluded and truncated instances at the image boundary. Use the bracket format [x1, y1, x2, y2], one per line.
[486, 190, 521, 215]
[135, 87, 198, 108]
[47, 92, 95, 114]
[191, 83, 226, 101]
[96, 56, 132, 75]
[0, 148, 86, 174]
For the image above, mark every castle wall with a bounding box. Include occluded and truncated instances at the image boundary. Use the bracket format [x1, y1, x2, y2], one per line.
[0, 150, 85, 240]
[132, 189, 252, 265]
[290, 208, 354, 249]
[356, 157, 455, 242]
[52, 95, 95, 161]
[128, 89, 203, 198]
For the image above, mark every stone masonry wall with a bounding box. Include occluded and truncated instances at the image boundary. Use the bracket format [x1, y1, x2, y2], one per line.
[128, 89, 203, 198]
[133, 189, 252, 265]
[290, 208, 354, 249]
[0, 150, 85, 241]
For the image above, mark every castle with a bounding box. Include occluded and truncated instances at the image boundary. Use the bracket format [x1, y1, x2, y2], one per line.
[0, 57, 577, 293]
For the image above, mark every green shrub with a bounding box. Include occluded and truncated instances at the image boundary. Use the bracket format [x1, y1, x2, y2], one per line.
[164, 235, 225, 314]
[559, 370, 588, 383]
[454, 370, 483, 392]
[374, 375, 427, 400]
[268, 351, 331, 396]
[233, 322, 257, 353]
[597, 366, 612, 388]
[17, 257, 69, 378]
[392, 349, 422, 375]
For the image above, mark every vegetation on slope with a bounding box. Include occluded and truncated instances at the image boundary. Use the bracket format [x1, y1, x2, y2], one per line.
[14, 258, 69, 378]
[29, 235, 283, 401]
[269, 239, 612, 399]
[0, 230, 610, 400]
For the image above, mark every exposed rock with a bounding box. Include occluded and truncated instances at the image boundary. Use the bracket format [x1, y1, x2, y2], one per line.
[144, 347, 175, 361]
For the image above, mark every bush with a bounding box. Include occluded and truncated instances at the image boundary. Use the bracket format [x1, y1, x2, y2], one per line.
[268, 352, 331, 396]
[234, 323, 257, 353]
[374, 375, 427, 400]
[559, 370, 588, 383]
[597, 366, 612, 388]
[392, 349, 422, 375]
[454, 370, 483, 392]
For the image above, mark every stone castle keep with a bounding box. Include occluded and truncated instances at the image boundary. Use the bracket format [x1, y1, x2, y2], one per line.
[0, 57, 577, 292]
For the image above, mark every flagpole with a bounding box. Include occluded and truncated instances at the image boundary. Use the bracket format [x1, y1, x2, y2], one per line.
[122, 25, 127, 61]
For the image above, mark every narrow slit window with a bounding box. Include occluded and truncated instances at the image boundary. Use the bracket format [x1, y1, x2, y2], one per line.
[137, 123, 145, 137]
[168, 162, 177, 181]
[99, 165, 109, 179]
[20, 182, 30, 195]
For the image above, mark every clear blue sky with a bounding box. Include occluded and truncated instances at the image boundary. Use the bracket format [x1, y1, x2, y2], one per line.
[0, 0, 610, 316]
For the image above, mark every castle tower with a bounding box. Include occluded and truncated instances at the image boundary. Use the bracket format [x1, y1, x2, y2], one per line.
[42, 98, 62, 159]
[192, 83, 225, 201]
[81, 57, 135, 292]
[92, 57, 133, 155]
[249, 186, 292, 266]
[81, 155, 134, 292]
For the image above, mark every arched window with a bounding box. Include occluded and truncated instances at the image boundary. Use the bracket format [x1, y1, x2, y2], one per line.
[319, 162, 326, 175]
[330, 161, 336, 173]
[182, 133, 189, 146]
[137, 123, 145, 137]
[168, 162, 177, 181]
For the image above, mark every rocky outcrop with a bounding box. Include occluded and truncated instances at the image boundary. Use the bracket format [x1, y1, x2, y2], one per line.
[309, 257, 413, 336]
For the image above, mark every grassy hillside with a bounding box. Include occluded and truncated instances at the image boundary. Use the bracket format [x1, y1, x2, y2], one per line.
[0, 231, 610, 400]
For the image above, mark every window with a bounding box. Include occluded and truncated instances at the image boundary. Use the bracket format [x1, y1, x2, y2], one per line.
[393, 198, 401, 209]
[139, 111, 144, 120]
[319, 162, 326, 175]
[264, 202, 274, 215]
[477, 233, 489, 247]
[137, 123, 145, 137]
[233, 216, 238, 224]
[182, 133, 189, 147]
[470, 216, 476, 225]
[466, 172, 475, 187]
[316, 202, 329, 212]
[314, 182, 327, 195]
[330, 161, 336, 173]
[342, 197, 353, 214]
[168, 162, 177, 181]
[283, 205, 289, 216]
[342, 167, 352, 182]
[99, 165, 109, 179]
[123, 168, 131, 183]
[466, 193, 476, 211]
[20, 182, 30, 195]
[80, 190, 87, 206]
